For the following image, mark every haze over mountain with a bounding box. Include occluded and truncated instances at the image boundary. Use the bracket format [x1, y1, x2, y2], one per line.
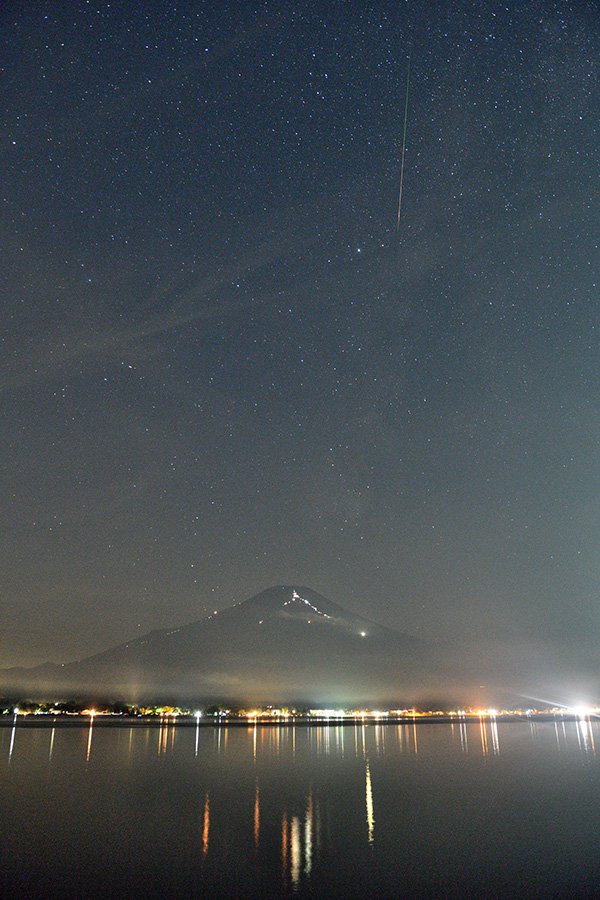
[2, 586, 449, 705]
[2, 586, 598, 707]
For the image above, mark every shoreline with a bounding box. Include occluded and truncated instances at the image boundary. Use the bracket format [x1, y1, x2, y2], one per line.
[0, 713, 591, 729]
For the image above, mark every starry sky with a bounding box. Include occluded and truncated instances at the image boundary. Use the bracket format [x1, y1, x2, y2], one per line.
[2, 0, 599, 670]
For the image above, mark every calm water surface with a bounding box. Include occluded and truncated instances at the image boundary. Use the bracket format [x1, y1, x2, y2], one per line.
[2, 718, 600, 898]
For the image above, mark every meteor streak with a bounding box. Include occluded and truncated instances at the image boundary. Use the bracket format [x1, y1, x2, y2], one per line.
[396, 54, 411, 230]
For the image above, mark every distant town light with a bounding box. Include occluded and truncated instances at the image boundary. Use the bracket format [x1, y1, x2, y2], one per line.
[360, 631, 367, 637]
[570, 705, 594, 718]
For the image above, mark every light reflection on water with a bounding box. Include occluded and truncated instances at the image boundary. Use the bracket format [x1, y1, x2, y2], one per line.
[365, 759, 375, 846]
[576, 714, 596, 755]
[9, 718, 599, 769]
[459, 718, 468, 753]
[201, 791, 210, 859]
[280, 785, 316, 888]
[85, 716, 94, 763]
[254, 779, 260, 849]
[8, 720, 16, 763]
[3, 719, 600, 897]
[304, 786, 313, 876]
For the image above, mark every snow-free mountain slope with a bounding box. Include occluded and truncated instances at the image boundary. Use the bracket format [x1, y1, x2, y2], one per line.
[1, 585, 438, 703]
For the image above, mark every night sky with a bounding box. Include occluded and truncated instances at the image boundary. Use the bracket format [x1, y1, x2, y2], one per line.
[2, 1, 599, 671]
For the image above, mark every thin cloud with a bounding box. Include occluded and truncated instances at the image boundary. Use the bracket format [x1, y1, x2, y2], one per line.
[1, 230, 313, 394]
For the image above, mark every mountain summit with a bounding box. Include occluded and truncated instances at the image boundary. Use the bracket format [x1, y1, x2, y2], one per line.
[1, 585, 445, 704]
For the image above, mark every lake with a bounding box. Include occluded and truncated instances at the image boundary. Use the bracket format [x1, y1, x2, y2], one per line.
[2, 718, 600, 897]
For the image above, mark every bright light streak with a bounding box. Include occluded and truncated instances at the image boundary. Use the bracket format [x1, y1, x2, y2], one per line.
[304, 787, 313, 875]
[86, 716, 94, 763]
[365, 760, 375, 845]
[8, 724, 16, 763]
[290, 816, 301, 886]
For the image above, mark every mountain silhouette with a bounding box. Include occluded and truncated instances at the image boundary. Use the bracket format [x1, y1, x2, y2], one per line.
[1, 585, 450, 705]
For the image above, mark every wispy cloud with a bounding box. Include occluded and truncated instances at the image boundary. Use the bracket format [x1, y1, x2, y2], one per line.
[1, 230, 309, 395]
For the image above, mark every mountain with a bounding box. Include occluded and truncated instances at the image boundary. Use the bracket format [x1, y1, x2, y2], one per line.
[0, 585, 452, 705]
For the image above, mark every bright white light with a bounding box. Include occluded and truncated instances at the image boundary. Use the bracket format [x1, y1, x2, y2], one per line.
[360, 631, 366, 637]
[571, 705, 594, 718]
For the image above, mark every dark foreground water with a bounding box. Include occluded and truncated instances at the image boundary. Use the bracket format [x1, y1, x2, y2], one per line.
[2, 718, 600, 898]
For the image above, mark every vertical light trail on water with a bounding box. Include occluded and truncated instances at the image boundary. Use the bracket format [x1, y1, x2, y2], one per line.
[254, 781, 260, 849]
[479, 718, 489, 757]
[459, 720, 468, 753]
[365, 759, 375, 846]
[202, 793, 210, 858]
[290, 816, 301, 886]
[86, 715, 94, 763]
[305, 787, 313, 875]
[491, 718, 500, 755]
[281, 811, 289, 881]
[8, 721, 16, 763]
